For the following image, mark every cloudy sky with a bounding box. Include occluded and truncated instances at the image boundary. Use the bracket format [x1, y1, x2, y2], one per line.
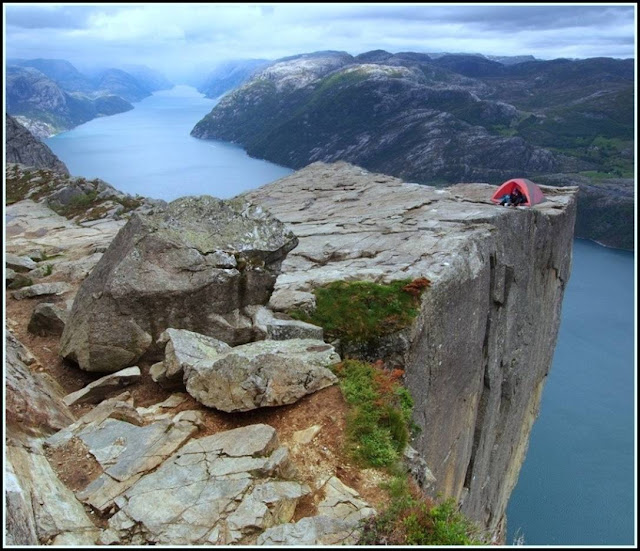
[3, 3, 637, 81]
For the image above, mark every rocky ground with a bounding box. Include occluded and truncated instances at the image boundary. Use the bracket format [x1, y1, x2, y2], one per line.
[5, 166, 393, 545]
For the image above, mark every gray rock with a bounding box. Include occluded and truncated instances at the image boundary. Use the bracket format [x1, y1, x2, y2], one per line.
[316, 476, 376, 524]
[66, 413, 201, 512]
[6, 252, 38, 273]
[27, 302, 69, 336]
[257, 515, 362, 545]
[12, 281, 71, 300]
[183, 338, 340, 412]
[62, 366, 141, 406]
[403, 444, 437, 493]
[6, 446, 97, 544]
[156, 328, 232, 383]
[107, 424, 310, 545]
[6, 267, 18, 285]
[243, 161, 578, 539]
[253, 305, 324, 340]
[5, 331, 75, 447]
[60, 195, 298, 372]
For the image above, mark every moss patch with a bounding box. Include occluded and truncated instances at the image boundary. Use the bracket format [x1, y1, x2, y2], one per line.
[290, 277, 430, 346]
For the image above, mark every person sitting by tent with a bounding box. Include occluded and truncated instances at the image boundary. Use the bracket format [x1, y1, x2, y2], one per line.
[499, 187, 525, 207]
[509, 187, 526, 206]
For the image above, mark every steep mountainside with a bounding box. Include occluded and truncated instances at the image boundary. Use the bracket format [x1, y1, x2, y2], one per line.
[197, 59, 271, 99]
[191, 50, 634, 249]
[192, 52, 557, 183]
[6, 66, 133, 137]
[5, 115, 70, 175]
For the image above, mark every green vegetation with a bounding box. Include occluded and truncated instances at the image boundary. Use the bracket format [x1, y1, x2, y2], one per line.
[359, 475, 485, 545]
[331, 358, 484, 545]
[333, 359, 415, 468]
[290, 278, 430, 346]
[42, 264, 53, 277]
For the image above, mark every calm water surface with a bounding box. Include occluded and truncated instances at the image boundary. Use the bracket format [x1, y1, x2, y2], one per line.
[506, 239, 635, 545]
[44, 87, 636, 546]
[45, 85, 293, 200]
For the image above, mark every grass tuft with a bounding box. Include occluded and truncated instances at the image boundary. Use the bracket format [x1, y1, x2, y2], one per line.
[290, 278, 429, 345]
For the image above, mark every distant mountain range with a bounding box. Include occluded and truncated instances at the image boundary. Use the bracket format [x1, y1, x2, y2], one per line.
[191, 49, 634, 249]
[5, 58, 173, 137]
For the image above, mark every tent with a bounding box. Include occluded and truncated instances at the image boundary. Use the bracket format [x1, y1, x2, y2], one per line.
[491, 178, 546, 206]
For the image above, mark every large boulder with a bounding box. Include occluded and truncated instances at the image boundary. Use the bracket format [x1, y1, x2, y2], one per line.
[182, 336, 340, 412]
[59, 196, 298, 372]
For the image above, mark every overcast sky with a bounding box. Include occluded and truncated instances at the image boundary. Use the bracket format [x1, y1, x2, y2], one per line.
[3, 3, 637, 81]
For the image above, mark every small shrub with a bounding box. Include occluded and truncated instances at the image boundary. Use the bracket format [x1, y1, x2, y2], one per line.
[359, 478, 485, 546]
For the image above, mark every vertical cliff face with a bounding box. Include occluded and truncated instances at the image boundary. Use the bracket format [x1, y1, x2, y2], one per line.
[404, 184, 577, 540]
[244, 162, 578, 540]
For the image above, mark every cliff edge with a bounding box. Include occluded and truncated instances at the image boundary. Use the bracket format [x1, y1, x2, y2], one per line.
[243, 161, 578, 540]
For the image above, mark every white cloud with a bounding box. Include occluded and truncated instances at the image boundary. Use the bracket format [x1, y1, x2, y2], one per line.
[4, 3, 636, 80]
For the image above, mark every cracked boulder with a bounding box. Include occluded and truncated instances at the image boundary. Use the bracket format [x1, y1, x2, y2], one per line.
[101, 424, 308, 545]
[158, 331, 340, 411]
[44, 409, 202, 513]
[59, 195, 298, 372]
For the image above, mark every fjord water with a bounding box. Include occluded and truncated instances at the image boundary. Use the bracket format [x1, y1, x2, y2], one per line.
[45, 87, 635, 546]
[45, 85, 293, 201]
[506, 239, 635, 545]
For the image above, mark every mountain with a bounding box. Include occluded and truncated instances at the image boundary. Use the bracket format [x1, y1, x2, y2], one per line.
[197, 59, 271, 99]
[5, 66, 134, 137]
[92, 68, 152, 102]
[191, 51, 556, 184]
[5, 114, 70, 175]
[9, 58, 95, 93]
[191, 50, 634, 249]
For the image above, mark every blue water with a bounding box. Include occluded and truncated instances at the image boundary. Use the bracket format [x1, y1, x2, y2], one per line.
[43, 88, 636, 545]
[506, 239, 636, 545]
[45, 85, 293, 201]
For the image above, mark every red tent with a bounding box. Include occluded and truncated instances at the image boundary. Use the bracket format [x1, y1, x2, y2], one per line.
[491, 178, 546, 206]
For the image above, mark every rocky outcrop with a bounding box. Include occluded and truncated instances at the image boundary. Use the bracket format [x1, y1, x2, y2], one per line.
[62, 367, 141, 406]
[5, 331, 75, 447]
[5, 160, 578, 543]
[100, 424, 307, 545]
[59, 195, 299, 372]
[5, 115, 70, 175]
[243, 161, 578, 541]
